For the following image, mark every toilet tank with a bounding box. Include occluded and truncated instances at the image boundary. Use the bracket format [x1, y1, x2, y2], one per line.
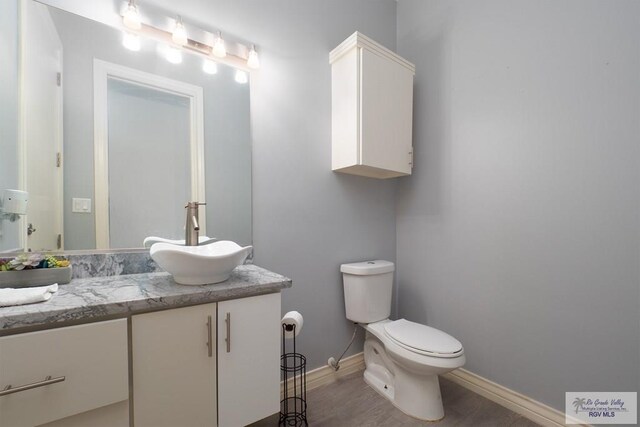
[341, 260, 395, 323]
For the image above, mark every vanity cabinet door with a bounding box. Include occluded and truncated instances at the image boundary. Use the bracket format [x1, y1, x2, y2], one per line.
[359, 48, 414, 176]
[132, 303, 217, 427]
[217, 293, 281, 427]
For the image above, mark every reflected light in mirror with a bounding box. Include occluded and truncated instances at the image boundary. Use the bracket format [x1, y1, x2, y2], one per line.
[165, 46, 182, 64]
[202, 59, 218, 75]
[234, 70, 248, 84]
[122, 32, 141, 51]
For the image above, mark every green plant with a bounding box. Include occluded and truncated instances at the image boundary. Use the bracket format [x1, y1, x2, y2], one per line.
[0, 253, 69, 271]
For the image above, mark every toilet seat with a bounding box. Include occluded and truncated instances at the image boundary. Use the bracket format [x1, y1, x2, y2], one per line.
[384, 319, 463, 358]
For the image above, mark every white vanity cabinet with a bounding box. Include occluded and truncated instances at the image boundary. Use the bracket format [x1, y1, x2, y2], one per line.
[132, 303, 217, 427]
[132, 293, 281, 427]
[330, 31, 416, 179]
[0, 319, 129, 427]
[217, 293, 281, 427]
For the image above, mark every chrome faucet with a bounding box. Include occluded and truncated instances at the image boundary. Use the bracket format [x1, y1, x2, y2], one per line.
[185, 202, 206, 246]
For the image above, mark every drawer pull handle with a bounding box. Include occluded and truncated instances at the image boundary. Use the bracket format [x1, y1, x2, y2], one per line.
[206, 315, 213, 358]
[0, 375, 66, 396]
[225, 312, 231, 353]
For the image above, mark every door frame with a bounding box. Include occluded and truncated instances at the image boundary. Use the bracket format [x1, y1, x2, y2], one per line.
[93, 59, 205, 249]
[18, 0, 64, 252]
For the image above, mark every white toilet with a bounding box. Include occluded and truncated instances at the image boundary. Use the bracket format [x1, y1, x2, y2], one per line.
[341, 260, 465, 421]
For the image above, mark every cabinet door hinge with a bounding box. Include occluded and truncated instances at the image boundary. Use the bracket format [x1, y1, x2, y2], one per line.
[409, 148, 414, 169]
[56, 72, 61, 87]
[56, 152, 62, 167]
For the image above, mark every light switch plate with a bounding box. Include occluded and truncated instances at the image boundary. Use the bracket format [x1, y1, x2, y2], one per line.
[72, 197, 92, 213]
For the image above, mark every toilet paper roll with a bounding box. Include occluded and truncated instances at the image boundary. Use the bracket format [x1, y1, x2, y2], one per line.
[2, 190, 28, 215]
[281, 311, 303, 339]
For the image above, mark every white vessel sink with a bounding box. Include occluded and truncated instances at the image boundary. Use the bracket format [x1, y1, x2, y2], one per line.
[143, 236, 216, 248]
[150, 240, 252, 285]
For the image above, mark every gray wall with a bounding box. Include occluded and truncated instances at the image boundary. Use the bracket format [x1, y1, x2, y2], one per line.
[196, 0, 399, 369]
[48, 0, 399, 370]
[29, 0, 640, 404]
[396, 0, 640, 412]
[49, 7, 251, 249]
[0, 0, 21, 252]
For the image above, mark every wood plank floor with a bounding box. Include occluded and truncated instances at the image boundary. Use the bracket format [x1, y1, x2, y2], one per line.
[253, 372, 541, 426]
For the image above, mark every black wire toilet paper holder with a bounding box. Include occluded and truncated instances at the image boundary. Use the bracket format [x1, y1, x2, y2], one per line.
[280, 323, 308, 426]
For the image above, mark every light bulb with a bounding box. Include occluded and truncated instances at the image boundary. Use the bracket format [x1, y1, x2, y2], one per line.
[122, 1, 141, 30]
[234, 70, 248, 84]
[122, 32, 141, 51]
[202, 59, 218, 75]
[247, 45, 260, 69]
[165, 46, 182, 64]
[172, 16, 188, 46]
[212, 31, 226, 58]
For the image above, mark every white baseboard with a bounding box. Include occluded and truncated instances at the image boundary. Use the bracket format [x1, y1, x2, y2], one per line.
[443, 369, 590, 427]
[281, 352, 365, 395]
[288, 352, 587, 427]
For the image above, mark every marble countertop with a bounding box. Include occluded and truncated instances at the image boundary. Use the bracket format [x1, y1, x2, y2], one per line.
[0, 264, 291, 335]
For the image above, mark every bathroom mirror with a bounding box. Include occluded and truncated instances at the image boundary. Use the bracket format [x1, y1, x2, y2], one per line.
[0, 0, 252, 253]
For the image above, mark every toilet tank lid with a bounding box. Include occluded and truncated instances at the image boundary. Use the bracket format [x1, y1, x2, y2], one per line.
[341, 260, 395, 275]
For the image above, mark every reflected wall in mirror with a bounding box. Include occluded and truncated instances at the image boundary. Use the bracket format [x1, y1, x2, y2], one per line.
[99, 65, 204, 249]
[0, 0, 21, 252]
[0, 0, 252, 253]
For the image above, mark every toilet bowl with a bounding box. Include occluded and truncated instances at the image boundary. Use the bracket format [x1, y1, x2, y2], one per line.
[362, 319, 465, 420]
[341, 260, 465, 421]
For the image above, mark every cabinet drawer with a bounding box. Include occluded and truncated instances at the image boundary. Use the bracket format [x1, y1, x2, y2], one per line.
[0, 319, 128, 427]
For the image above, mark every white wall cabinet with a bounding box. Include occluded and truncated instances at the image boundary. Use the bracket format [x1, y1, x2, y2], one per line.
[0, 319, 128, 427]
[132, 303, 217, 427]
[217, 293, 281, 427]
[330, 32, 415, 179]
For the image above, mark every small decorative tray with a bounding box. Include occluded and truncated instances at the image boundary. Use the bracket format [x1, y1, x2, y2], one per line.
[0, 267, 72, 288]
[0, 254, 72, 288]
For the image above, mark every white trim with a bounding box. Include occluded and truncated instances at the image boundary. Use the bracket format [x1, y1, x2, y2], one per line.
[0, 247, 23, 254]
[329, 31, 415, 73]
[288, 353, 588, 426]
[17, 0, 27, 251]
[443, 369, 590, 427]
[93, 59, 205, 249]
[55, 48, 64, 250]
[16, 0, 64, 251]
[281, 352, 365, 395]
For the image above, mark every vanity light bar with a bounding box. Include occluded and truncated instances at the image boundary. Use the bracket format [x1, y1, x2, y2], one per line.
[172, 16, 188, 46]
[212, 31, 227, 58]
[121, 10, 259, 71]
[122, 0, 141, 30]
[247, 45, 259, 69]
